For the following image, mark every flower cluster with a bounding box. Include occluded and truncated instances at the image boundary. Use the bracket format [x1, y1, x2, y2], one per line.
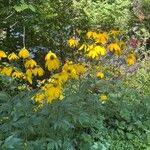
[0, 48, 86, 103]
[67, 30, 136, 65]
[0, 29, 138, 104]
[0, 48, 45, 84]
[34, 61, 87, 103]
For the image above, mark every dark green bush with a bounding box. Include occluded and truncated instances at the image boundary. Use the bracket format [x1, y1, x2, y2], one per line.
[0, 65, 150, 150]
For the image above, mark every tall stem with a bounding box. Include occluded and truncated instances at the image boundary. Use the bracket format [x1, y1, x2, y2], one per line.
[23, 26, 26, 47]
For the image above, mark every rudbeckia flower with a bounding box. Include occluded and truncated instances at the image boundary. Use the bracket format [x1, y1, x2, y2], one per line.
[107, 43, 122, 56]
[8, 52, 19, 60]
[67, 37, 78, 47]
[73, 63, 87, 75]
[45, 51, 60, 71]
[32, 66, 44, 76]
[94, 32, 109, 44]
[44, 83, 63, 103]
[87, 45, 106, 59]
[51, 73, 68, 83]
[62, 62, 78, 79]
[12, 70, 24, 78]
[86, 31, 96, 39]
[18, 47, 30, 58]
[25, 58, 37, 68]
[126, 51, 136, 65]
[1, 66, 13, 76]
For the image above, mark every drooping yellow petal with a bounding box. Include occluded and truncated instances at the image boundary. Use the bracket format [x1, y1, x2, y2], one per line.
[97, 71, 104, 79]
[1, 66, 13, 76]
[45, 51, 60, 71]
[87, 49, 99, 59]
[126, 52, 136, 65]
[67, 37, 78, 47]
[8, 52, 19, 60]
[44, 83, 63, 103]
[25, 69, 33, 84]
[108, 43, 122, 55]
[94, 46, 106, 56]
[12, 70, 24, 78]
[0, 50, 7, 60]
[73, 63, 87, 75]
[24, 58, 37, 68]
[32, 66, 44, 76]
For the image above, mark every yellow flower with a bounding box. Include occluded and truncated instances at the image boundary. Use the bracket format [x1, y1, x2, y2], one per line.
[86, 31, 98, 39]
[51, 73, 68, 83]
[95, 32, 109, 44]
[97, 71, 104, 79]
[1, 66, 13, 76]
[18, 47, 30, 58]
[12, 70, 24, 78]
[100, 94, 108, 102]
[8, 52, 19, 60]
[67, 37, 78, 47]
[45, 51, 60, 71]
[86, 31, 109, 44]
[25, 58, 37, 68]
[126, 52, 136, 65]
[94, 46, 106, 56]
[107, 43, 122, 55]
[86, 31, 95, 38]
[0, 50, 7, 60]
[32, 66, 44, 76]
[87, 49, 98, 59]
[62, 62, 78, 79]
[44, 83, 63, 103]
[73, 63, 87, 75]
[87, 45, 106, 59]
[53, 63, 85, 81]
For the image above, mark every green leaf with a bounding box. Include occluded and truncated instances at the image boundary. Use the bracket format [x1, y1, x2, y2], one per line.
[28, 4, 36, 12]
[2, 135, 23, 149]
[0, 91, 10, 101]
[13, 2, 30, 12]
